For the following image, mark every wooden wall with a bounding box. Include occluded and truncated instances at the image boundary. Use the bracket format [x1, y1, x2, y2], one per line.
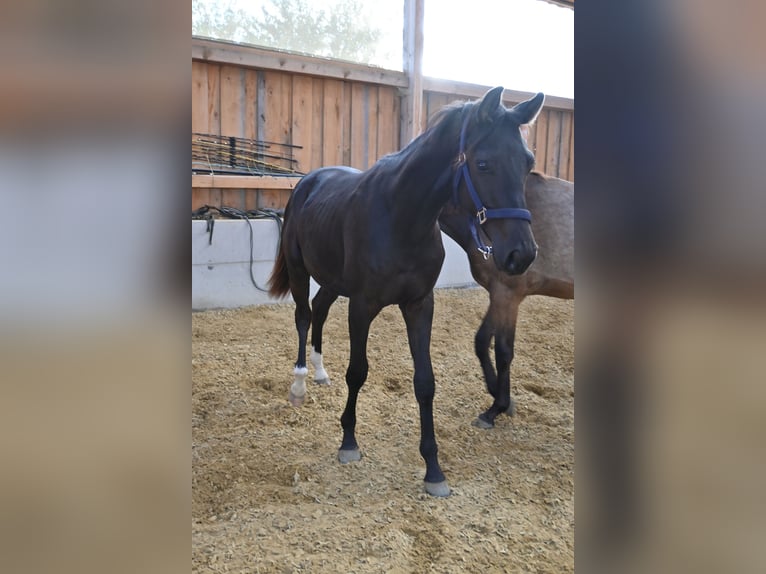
[192, 59, 401, 210]
[192, 38, 574, 211]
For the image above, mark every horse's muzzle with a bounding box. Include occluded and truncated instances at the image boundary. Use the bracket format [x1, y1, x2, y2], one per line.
[502, 241, 537, 275]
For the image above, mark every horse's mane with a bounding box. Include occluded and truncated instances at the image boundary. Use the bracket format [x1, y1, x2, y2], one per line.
[426, 99, 470, 131]
[370, 100, 470, 174]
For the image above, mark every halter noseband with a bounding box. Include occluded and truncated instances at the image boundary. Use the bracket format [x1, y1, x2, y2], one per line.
[452, 109, 532, 260]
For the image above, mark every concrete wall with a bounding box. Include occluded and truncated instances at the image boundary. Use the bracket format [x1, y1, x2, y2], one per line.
[192, 219, 476, 309]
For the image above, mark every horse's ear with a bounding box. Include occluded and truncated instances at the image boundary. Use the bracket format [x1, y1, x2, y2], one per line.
[476, 86, 505, 124]
[511, 92, 545, 125]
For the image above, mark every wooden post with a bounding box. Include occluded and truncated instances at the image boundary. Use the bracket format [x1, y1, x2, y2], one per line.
[401, 0, 424, 147]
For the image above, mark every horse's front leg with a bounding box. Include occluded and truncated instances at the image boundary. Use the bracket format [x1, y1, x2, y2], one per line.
[475, 290, 521, 428]
[474, 312, 498, 398]
[400, 292, 450, 497]
[310, 287, 339, 385]
[337, 297, 380, 464]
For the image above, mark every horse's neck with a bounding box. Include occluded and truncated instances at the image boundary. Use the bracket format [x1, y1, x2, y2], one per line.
[438, 206, 474, 252]
[386, 123, 458, 236]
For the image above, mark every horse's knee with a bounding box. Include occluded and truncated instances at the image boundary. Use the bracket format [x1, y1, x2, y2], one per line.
[495, 341, 513, 366]
[474, 322, 492, 359]
[413, 373, 435, 404]
[495, 331, 516, 367]
[345, 359, 368, 388]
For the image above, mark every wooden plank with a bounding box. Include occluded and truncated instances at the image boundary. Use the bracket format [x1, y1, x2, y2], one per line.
[192, 62, 208, 134]
[423, 77, 574, 111]
[207, 64, 221, 135]
[392, 93, 401, 153]
[558, 111, 573, 182]
[376, 87, 396, 158]
[220, 65, 244, 137]
[221, 189, 245, 209]
[567, 117, 574, 182]
[291, 74, 314, 174]
[350, 83, 367, 169]
[310, 78, 324, 170]
[341, 82, 352, 166]
[533, 109, 549, 172]
[193, 37, 408, 88]
[192, 175, 301, 189]
[192, 188, 210, 210]
[367, 86, 379, 168]
[243, 69, 258, 140]
[402, 0, 425, 142]
[425, 93, 450, 125]
[208, 188, 222, 208]
[244, 189, 259, 211]
[263, 71, 291, 148]
[322, 79, 343, 166]
[258, 189, 285, 209]
[256, 71, 266, 142]
[545, 110, 563, 178]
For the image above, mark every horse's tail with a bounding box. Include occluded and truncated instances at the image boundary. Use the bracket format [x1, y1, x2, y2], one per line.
[267, 247, 291, 299]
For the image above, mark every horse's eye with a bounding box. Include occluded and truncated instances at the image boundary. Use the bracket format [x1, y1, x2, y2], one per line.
[476, 160, 489, 171]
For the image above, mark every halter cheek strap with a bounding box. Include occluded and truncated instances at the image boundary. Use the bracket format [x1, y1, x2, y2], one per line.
[452, 110, 532, 259]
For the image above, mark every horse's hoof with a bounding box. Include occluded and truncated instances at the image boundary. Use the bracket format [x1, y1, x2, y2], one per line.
[288, 391, 305, 407]
[472, 416, 495, 429]
[424, 480, 451, 497]
[504, 402, 516, 417]
[337, 448, 361, 464]
[313, 377, 331, 386]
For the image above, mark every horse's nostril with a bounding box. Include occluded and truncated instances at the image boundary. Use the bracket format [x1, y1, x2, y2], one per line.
[505, 248, 535, 275]
[505, 250, 522, 274]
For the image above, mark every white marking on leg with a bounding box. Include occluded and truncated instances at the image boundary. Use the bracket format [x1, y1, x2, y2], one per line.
[291, 366, 308, 400]
[310, 346, 330, 384]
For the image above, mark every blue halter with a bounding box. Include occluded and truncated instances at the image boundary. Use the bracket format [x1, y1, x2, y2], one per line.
[452, 109, 532, 260]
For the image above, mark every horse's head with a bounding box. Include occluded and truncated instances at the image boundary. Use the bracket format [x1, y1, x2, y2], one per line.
[454, 87, 544, 275]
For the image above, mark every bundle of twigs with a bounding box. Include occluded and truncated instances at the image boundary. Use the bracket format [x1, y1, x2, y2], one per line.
[192, 133, 303, 176]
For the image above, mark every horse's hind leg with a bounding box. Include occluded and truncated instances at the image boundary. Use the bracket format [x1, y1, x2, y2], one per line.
[288, 268, 312, 407]
[338, 296, 381, 464]
[310, 287, 338, 385]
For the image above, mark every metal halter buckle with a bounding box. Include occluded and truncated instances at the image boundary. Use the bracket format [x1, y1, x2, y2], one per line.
[476, 207, 487, 225]
[455, 152, 466, 167]
[478, 245, 492, 260]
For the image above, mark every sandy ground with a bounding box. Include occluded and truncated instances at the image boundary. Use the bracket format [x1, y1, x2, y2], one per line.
[192, 288, 574, 573]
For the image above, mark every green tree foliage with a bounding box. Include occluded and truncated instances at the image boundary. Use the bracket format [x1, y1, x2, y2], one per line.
[193, 0, 383, 65]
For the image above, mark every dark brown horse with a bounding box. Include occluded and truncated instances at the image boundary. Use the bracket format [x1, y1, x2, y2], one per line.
[439, 171, 574, 428]
[267, 87, 544, 496]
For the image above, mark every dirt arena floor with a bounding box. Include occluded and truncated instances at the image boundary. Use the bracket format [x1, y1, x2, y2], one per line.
[192, 288, 574, 573]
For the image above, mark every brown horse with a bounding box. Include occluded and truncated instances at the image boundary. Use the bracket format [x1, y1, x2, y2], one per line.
[439, 171, 574, 428]
[268, 87, 545, 496]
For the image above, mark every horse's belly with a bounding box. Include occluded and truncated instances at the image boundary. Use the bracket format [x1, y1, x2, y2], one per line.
[302, 257, 350, 295]
[375, 258, 443, 303]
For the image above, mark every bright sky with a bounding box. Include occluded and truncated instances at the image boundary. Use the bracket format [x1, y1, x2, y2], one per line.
[198, 0, 573, 98]
[422, 0, 573, 98]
